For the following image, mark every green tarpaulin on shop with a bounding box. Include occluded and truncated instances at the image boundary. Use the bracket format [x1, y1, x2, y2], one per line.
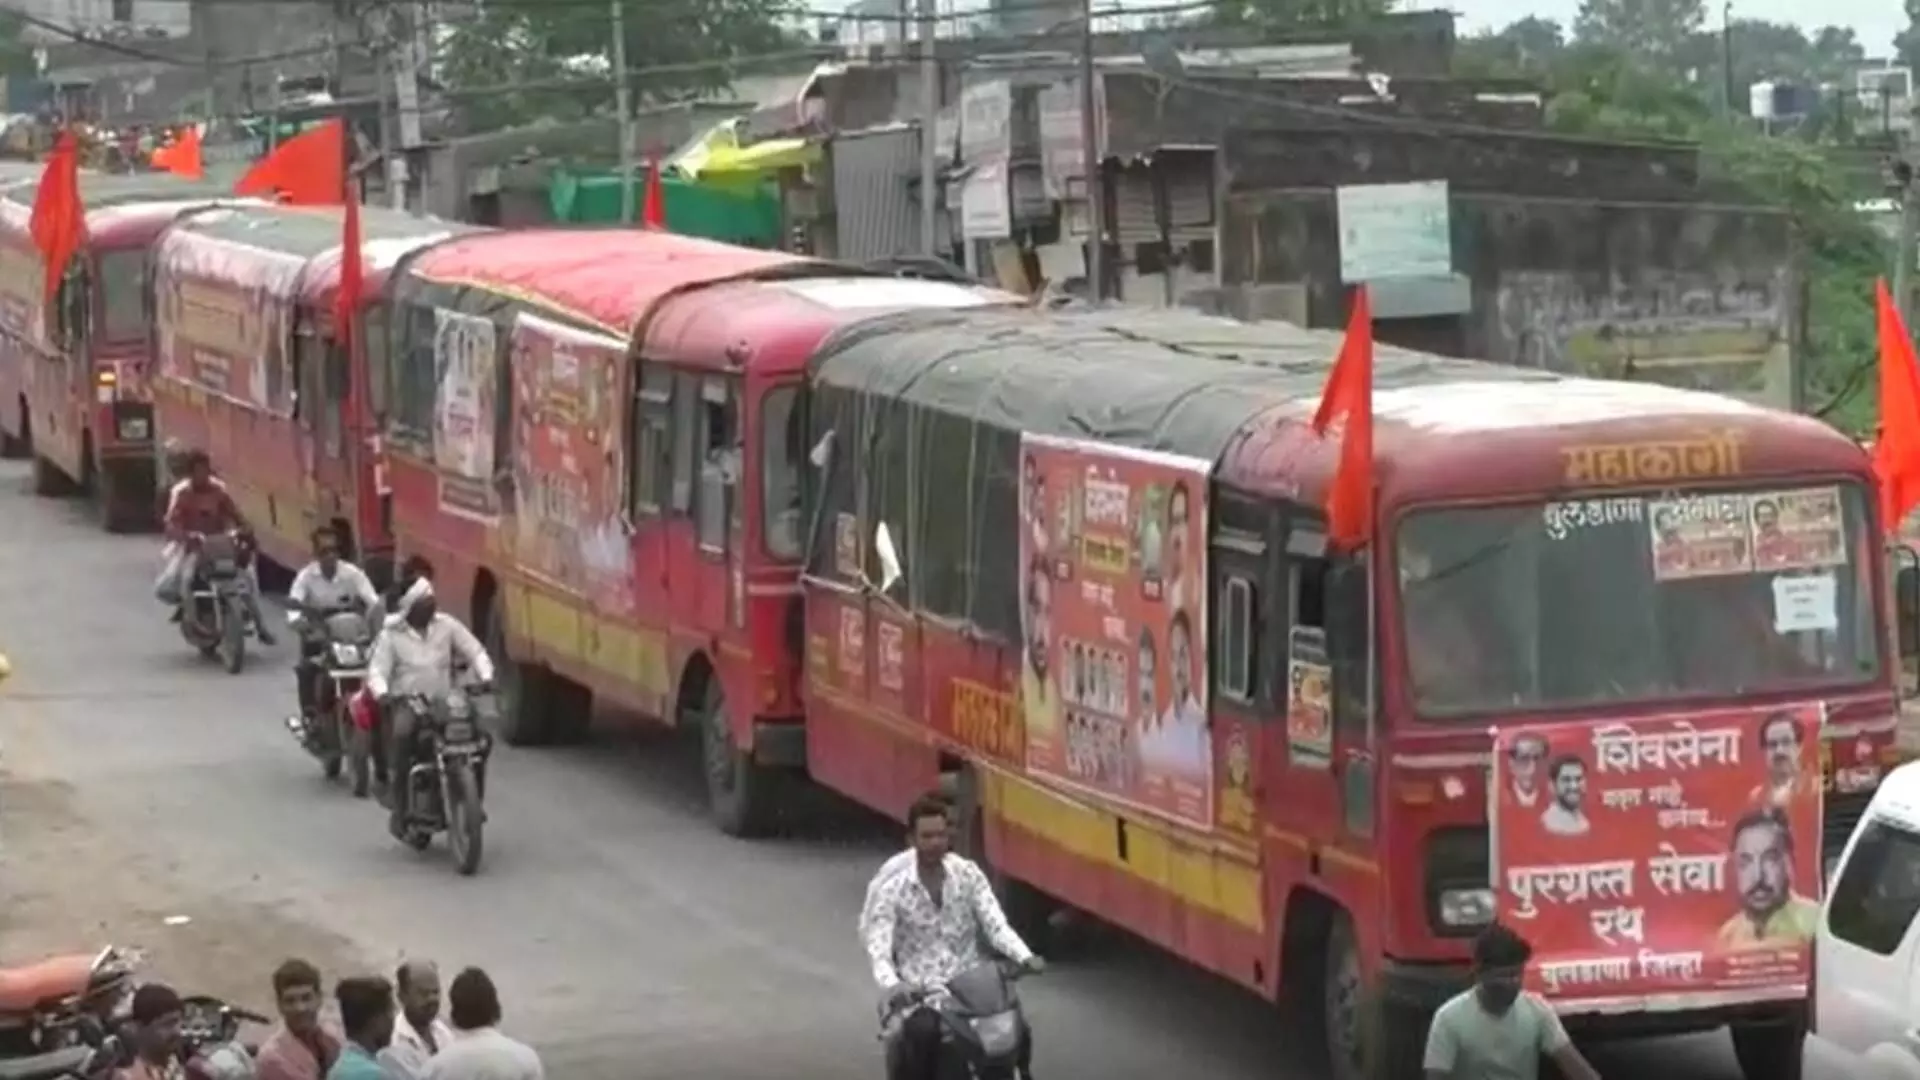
[549, 168, 781, 247]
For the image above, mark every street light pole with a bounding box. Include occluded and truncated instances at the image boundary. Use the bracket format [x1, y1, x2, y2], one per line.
[1079, 0, 1102, 300]
[611, 0, 635, 224]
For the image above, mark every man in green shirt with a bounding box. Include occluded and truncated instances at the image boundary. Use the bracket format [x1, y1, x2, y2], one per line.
[327, 976, 398, 1080]
[1424, 923, 1603, 1080]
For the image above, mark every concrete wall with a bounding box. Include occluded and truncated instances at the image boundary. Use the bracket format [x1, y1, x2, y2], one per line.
[1222, 189, 1798, 407]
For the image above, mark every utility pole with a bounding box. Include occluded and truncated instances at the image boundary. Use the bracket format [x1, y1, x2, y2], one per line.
[1079, 0, 1103, 300]
[611, 0, 635, 224]
[1719, 0, 1735, 120]
[917, 0, 938, 253]
[395, 3, 427, 212]
[374, 9, 396, 209]
[1898, 153, 1917, 325]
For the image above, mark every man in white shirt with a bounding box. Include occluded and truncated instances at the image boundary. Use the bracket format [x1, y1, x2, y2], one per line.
[288, 525, 382, 725]
[862, 793, 1042, 1080]
[380, 959, 454, 1080]
[368, 580, 494, 840]
[421, 968, 541, 1080]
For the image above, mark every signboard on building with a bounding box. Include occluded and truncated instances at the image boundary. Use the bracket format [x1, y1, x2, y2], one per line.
[1335, 179, 1452, 282]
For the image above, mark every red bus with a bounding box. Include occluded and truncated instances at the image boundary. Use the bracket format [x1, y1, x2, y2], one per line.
[0, 173, 233, 530]
[379, 231, 1012, 821]
[150, 203, 482, 582]
[379, 229, 1887, 1080]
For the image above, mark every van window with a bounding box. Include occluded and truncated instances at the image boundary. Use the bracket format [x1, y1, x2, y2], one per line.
[1828, 818, 1920, 955]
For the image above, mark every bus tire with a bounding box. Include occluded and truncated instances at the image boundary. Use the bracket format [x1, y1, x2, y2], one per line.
[487, 592, 554, 747]
[1730, 1014, 1806, 1080]
[1325, 915, 1424, 1080]
[30, 455, 67, 497]
[699, 680, 777, 838]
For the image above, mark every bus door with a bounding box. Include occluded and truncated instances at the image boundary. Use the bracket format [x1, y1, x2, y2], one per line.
[1208, 487, 1279, 842]
[1263, 511, 1378, 866]
[684, 371, 742, 632]
[624, 364, 739, 637]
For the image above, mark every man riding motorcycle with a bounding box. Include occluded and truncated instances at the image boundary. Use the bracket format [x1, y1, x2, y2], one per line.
[156, 449, 273, 645]
[861, 793, 1044, 1080]
[366, 580, 494, 841]
[287, 524, 381, 723]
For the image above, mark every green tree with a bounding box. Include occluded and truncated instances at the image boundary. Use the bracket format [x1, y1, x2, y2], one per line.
[1454, 16, 1567, 78]
[1573, 0, 1707, 70]
[1208, 0, 1391, 31]
[438, 0, 801, 132]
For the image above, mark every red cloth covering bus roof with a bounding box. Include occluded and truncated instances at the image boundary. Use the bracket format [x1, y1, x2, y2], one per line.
[399, 229, 814, 337]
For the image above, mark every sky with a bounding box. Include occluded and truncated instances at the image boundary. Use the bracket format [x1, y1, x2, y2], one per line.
[1450, 0, 1904, 57]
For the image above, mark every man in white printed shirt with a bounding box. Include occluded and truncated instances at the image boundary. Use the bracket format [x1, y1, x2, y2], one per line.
[367, 580, 494, 841]
[379, 960, 454, 1080]
[861, 793, 1044, 1080]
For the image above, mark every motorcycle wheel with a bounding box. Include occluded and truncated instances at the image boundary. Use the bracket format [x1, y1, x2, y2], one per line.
[219, 601, 245, 675]
[447, 761, 484, 876]
[345, 717, 371, 799]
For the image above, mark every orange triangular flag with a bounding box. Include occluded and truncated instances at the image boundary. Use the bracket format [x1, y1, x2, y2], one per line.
[641, 158, 666, 230]
[335, 194, 363, 342]
[234, 118, 345, 206]
[29, 133, 85, 305]
[1311, 287, 1376, 551]
[151, 125, 204, 179]
[1874, 279, 1920, 531]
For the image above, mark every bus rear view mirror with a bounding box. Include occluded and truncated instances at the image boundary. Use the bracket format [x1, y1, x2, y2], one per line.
[1897, 544, 1920, 662]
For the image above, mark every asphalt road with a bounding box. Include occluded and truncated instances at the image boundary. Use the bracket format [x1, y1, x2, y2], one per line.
[0, 461, 1828, 1079]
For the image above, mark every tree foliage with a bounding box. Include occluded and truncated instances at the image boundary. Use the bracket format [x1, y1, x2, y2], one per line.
[1459, 13, 1889, 432]
[1207, 0, 1392, 32]
[437, 0, 801, 132]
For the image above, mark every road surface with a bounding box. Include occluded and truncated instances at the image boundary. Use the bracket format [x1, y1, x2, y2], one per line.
[0, 462, 1821, 1078]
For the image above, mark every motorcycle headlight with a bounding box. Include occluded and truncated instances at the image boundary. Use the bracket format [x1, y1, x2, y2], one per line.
[969, 1011, 1021, 1056]
[330, 642, 362, 664]
[1437, 888, 1496, 929]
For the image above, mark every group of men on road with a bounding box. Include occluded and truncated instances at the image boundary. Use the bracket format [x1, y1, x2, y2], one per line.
[114, 958, 541, 1080]
[153, 442, 495, 843]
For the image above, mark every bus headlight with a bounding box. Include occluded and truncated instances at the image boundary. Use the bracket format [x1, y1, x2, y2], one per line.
[1437, 888, 1495, 929]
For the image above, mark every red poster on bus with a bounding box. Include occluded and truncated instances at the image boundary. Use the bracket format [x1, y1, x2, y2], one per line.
[507, 313, 631, 614]
[1017, 433, 1214, 830]
[1492, 706, 1824, 1010]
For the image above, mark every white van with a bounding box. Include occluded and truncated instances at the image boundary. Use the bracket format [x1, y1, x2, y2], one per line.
[1813, 759, 1920, 1078]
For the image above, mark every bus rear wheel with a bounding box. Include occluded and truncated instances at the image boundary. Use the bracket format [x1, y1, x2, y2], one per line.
[1324, 915, 1425, 1080]
[1730, 1015, 1805, 1080]
[698, 681, 779, 838]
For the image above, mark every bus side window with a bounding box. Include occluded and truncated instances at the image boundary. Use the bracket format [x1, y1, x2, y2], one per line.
[695, 376, 739, 554]
[670, 372, 699, 514]
[626, 363, 671, 518]
[1217, 575, 1261, 703]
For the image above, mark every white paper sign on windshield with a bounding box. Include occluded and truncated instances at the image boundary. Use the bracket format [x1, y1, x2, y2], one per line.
[1772, 573, 1839, 634]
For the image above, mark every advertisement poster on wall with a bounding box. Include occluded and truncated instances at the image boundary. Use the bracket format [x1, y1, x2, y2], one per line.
[1017, 432, 1214, 830]
[1491, 707, 1823, 1010]
[508, 313, 632, 615]
[433, 307, 498, 520]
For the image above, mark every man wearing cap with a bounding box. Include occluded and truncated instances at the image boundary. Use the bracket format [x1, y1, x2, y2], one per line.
[368, 577, 494, 841]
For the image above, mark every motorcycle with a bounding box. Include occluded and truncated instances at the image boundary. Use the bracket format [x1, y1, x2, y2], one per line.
[178, 531, 254, 675]
[394, 687, 494, 876]
[879, 961, 1033, 1080]
[0, 946, 137, 1059]
[177, 994, 268, 1079]
[285, 608, 377, 797]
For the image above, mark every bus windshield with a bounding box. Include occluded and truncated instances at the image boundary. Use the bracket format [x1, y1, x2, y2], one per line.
[1397, 482, 1880, 718]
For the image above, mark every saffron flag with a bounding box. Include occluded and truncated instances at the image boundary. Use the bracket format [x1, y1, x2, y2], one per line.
[234, 118, 346, 206]
[29, 133, 85, 306]
[151, 125, 204, 179]
[1874, 279, 1920, 531]
[335, 193, 363, 343]
[1310, 286, 1376, 551]
[641, 158, 666, 229]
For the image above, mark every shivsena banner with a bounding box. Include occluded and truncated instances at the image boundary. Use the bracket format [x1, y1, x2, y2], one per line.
[1492, 706, 1823, 1010]
[1017, 433, 1214, 830]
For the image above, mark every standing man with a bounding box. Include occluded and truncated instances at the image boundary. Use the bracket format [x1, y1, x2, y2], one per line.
[327, 976, 398, 1080]
[380, 960, 453, 1079]
[116, 983, 185, 1080]
[1423, 923, 1602, 1080]
[421, 968, 543, 1080]
[257, 959, 341, 1080]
